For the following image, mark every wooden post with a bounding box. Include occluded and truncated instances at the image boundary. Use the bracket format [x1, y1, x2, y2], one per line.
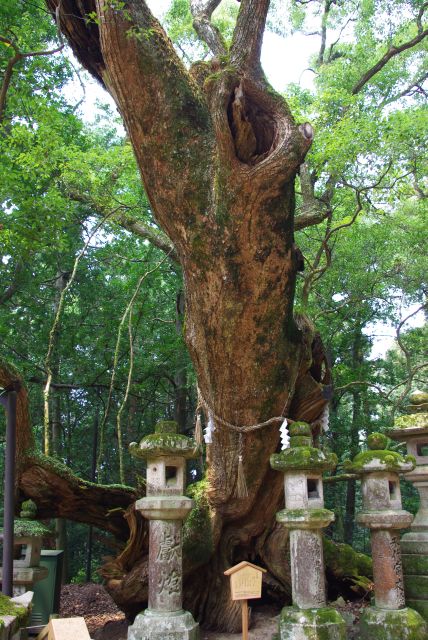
[241, 599, 248, 640]
[224, 561, 266, 639]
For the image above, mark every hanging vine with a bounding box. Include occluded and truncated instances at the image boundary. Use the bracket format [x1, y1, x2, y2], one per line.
[97, 251, 173, 482]
[43, 209, 119, 455]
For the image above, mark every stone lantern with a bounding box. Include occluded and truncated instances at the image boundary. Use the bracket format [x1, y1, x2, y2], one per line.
[270, 421, 346, 640]
[0, 500, 52, 596]
[345, 432, 427, 639]
[388, 390, 428, 621]
[128, 420, 201, 640]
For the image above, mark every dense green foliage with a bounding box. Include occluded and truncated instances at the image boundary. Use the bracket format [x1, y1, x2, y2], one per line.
[0, 0, 426, 579]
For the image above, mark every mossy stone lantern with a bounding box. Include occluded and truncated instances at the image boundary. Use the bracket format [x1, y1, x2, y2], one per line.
[270, 421, 346, 640]
[345, 432, 427, 639]
[0, 500, 53, 595]
[388, 390, 428, 621]
[128, 420, 201, 640]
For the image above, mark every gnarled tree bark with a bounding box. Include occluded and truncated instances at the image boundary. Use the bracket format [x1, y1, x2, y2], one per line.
[36, 0, 335, 630]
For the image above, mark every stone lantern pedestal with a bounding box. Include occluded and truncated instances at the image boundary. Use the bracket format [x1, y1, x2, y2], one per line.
[128, 420, 201, 640]
[346, 432, 427, 640]
[270, 421, 346, 640]
[388, 390, 428, 621]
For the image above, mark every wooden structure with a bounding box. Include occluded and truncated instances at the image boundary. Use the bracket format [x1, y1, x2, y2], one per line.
[224, 561, 266, 640]
[36, 617, 91, 640]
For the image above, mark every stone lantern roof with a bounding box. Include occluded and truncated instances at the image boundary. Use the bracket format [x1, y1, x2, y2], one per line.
[345, 432, 415, 474]
[129, 420, 201, 460]
[270, 421, 337, 473]
[0, 500, 54, 540]
[389, 390, 428, 436]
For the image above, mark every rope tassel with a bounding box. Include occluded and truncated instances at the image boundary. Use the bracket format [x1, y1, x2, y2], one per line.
[194, 412, 203, 446]
[235, 433, 249, 499]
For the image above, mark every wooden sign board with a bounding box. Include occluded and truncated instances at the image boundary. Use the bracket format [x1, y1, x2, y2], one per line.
[224, 561, 266, 601]
[36, 617, 91, 640]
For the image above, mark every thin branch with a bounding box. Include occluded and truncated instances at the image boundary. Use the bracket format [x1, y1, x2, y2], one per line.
[380, 71, 428, 107]
[65, 188, 178, 262]
[115, 307, 135, 484]
[97, 251, 173, 478]
[0, 5, 64, 123]
[352, 8, 428, 94]
[317, 0, 332, 65]
[0, 47, 21, 124]
[117, 213, 179, 263]
[230, 0, 271, 74]
[43, 208, 119, 454]
[392, 302, 428, 409]
[190, 0, 227, 57]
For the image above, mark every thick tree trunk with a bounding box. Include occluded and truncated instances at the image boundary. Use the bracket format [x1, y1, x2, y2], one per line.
[38, 0, 333, 629]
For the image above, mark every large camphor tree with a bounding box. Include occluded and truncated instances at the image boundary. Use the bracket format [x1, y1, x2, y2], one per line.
[3, 0, 426, 631]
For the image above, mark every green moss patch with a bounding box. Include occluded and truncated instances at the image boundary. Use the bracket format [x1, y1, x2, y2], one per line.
[271, 447, 337, 472]
[155, 420, 178, 434]
[13, 518, 54, 538]
[0, 594, 28, 630]
[277, 507, 334, 529]
[360, 607, 427, 640]
[279, 606, 346, 639]
[367, 432, 388, 450]
[130, 432, 200, 459]
[289, 421, 312, 437]
[345, 449, 415, 473]
[323, 538, 372, 592]
[183, 480, 214, 568]
[394, 413, 428, 430]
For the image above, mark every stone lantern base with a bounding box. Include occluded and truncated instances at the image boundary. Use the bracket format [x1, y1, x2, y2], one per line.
[127, 609, 199, 640]
[277, 606, 346, 640]
[402, 531, 428, 621]
[359, 606, 427, 640]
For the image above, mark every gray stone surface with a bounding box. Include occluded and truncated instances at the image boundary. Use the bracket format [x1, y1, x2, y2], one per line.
[127, 609, 199, 640]
[289, 529, 326, 609]
[148, 519, 182, 612]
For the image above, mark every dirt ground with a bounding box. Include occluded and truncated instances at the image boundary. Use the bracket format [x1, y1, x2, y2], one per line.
[60, 584, 365, 639]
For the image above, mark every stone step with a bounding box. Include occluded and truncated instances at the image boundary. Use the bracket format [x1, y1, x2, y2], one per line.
[401, 540, 428, 555]
[404, 574, 428, 600]
[403, 554, 428, 575]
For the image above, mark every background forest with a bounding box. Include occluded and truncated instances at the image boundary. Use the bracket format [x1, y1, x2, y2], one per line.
[0, 0, 427, 586]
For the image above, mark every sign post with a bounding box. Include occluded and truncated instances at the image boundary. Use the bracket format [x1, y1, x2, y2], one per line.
[224, 561, 266, 640]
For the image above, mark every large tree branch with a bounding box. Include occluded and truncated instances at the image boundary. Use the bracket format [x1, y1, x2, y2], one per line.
[352, 9, 428, 95]
[230, 0, 271, 74]
[48, 0, 213, 244]
[295, 163, 331, 230]
[0, 358, 135, 540]
[190, 0, 227, 56]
